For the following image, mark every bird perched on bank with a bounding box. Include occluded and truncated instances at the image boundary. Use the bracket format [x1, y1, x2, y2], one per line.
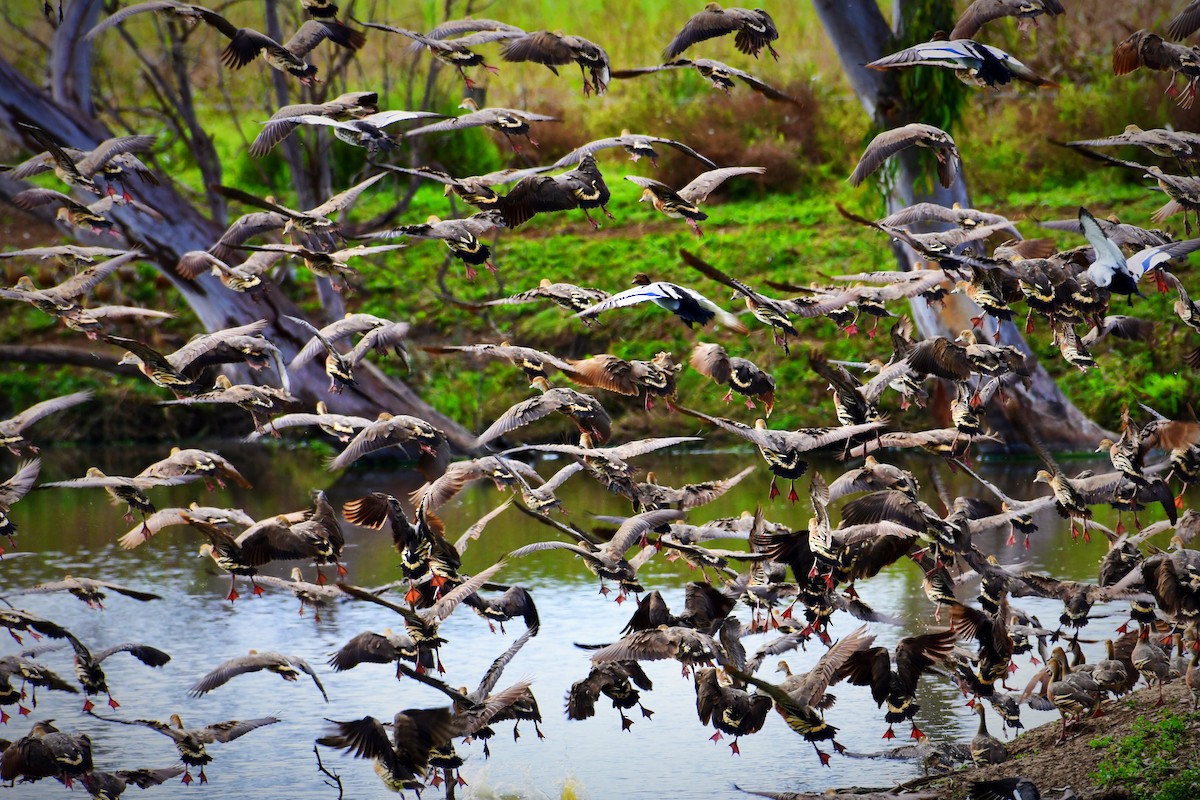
[968, 777, 1050, 800]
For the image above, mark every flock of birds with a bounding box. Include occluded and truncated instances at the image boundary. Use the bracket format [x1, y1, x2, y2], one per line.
[7, 2, 1200, 799]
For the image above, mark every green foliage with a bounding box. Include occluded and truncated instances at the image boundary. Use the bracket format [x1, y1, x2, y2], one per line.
[1090, 712, 1200, 800]
[894, 1, 968, 134]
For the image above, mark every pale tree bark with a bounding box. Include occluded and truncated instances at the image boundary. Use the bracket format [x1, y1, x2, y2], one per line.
[48, 0, 100, 114]
[813, 0, 1109, 447]
[0, 63, 476, 451]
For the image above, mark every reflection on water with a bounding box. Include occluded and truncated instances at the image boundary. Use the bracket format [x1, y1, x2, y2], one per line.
[0, 443, 1174, 799]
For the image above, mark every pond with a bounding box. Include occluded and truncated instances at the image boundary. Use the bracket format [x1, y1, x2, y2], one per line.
[0, 442, 1165, 799]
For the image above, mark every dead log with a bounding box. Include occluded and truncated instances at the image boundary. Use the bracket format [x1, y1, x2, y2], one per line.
[0, 58, 476, 452]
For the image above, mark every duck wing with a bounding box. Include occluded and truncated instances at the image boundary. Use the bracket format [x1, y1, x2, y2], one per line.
[677, 166, 765, 204]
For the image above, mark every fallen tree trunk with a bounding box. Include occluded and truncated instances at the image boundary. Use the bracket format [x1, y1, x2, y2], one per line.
[0, 343, 138, 375]
[813, 0, 1109, 448]
[0, 59, 476, 452]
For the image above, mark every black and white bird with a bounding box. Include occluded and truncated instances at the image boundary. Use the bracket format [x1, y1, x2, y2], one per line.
[1080, 207, 1200, 295]
[867, 38, 1055, 88]
[575, 274, 748, 332]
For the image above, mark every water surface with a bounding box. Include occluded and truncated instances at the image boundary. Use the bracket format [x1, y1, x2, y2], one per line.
[0, 444, 1166, 799]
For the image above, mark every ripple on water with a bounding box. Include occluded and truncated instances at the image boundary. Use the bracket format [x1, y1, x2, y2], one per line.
[0, 446, 1168, 799]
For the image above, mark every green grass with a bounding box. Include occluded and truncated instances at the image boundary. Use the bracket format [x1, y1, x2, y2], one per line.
[1089, 713, 1200, 800]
